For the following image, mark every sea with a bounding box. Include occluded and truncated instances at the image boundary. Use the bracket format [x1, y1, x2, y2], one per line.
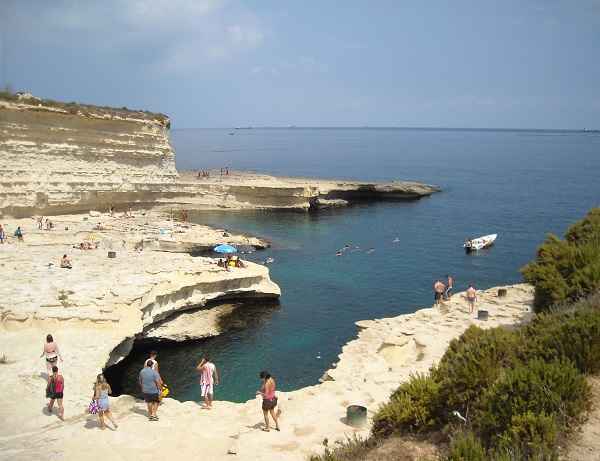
[111, 127, 600, 403]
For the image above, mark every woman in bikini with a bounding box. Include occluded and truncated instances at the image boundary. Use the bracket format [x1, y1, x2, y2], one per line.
[93, 374, 118, 430]
[40, 334, 63, 380]
[256, 371, 280, 432]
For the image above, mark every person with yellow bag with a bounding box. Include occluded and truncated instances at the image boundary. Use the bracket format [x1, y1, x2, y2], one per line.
[160, 382, 170, 400]
[146, 350, 169, 402]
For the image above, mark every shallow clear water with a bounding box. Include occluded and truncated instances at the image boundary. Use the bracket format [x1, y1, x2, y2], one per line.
[115, 128, 600, 403]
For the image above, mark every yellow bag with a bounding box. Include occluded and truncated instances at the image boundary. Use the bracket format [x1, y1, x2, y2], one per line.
[160, 383, 170, 398]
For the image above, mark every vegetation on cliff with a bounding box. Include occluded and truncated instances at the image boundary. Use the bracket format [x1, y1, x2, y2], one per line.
[521, 207, 600, 311]
[311, 208, 600, 461]
[0, 90, 170, 127]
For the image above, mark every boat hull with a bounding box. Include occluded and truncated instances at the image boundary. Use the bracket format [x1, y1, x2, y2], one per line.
[464, 234, 497, 252]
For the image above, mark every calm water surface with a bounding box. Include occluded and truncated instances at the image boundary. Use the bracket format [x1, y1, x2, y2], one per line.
[115, 128, 600, 402]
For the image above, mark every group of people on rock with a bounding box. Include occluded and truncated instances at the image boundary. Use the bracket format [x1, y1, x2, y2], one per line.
[196, 167, 231, 179]
[41, 337, 281, 431]
[37, 216, 55, 230]
[0, 223, 23, 243]
[217, 254, 246, 270]
[433, 275, 479, 315]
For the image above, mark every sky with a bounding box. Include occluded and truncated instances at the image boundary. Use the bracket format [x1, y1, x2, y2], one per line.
[1, 0, 599, 129]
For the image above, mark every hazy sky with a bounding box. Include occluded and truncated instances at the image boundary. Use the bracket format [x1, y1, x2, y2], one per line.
[2, 1, 599, 129]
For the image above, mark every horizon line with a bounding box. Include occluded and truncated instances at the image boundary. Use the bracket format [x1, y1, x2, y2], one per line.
[172, 125, 599, 133]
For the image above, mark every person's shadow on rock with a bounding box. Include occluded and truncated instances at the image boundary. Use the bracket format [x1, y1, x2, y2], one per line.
[84, 417, 103, 430]
[129, 405, 149, 417]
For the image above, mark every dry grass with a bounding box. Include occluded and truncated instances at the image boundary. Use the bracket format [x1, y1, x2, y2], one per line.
[0, 90, 170, 126]
[309, 434, 442, 461]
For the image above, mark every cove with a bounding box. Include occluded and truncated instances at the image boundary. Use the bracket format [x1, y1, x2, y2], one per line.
[113, 128, 600, 403]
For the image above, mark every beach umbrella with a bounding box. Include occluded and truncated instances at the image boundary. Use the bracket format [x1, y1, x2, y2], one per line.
[213, 244, 237, 254]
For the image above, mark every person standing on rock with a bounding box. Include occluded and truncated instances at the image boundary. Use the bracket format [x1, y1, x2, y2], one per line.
[46, 365, 65, 420]
[444, 274, 454, 300]
[147, 350, 159, 372]
[14, 226, 23, 241]
[41, 334, 63, 379]
[0, 224, 6, 244]
[196, 356, 219, 409]
[466, 284, 477, 315]
[93, 374, 118, 430]
[433, 280, 446, 306]
[257, 371, 280, 432]
[139, 360, 162, 421]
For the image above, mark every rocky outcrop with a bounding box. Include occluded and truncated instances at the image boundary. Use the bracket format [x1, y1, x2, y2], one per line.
[1, 95, 440, 217]
[141, 299, 278, 342]
[0, 211, 280, 444]
[0, 98, 179, 217]
[0, 214, 279, 334]
[0, 283, 533, 461]
[176, 171, 441, 211]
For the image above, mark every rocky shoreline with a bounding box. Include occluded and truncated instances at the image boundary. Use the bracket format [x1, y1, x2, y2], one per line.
[0, 94, 451, 460]
[0, 279, 533, 460]
[1, 96, 439, 217]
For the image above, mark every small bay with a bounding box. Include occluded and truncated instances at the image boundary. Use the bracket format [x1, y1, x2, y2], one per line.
[117, 128, 600, 402]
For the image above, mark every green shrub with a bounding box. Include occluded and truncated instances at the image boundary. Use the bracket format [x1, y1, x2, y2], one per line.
[447, 431, 486, 461]
[475, 359, 589, 447]
[432, 326, 522, 421]
[372, 373, 441, 437]
[495, 412, 558, 461]
[523, 296, 600, 373]
[521, 208, 600, 311]
[565, 208, 600, 244]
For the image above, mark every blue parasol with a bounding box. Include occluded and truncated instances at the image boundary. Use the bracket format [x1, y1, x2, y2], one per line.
[213, 244, 238, 254]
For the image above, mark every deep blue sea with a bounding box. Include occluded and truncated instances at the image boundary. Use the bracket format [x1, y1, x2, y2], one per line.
[116, 128, 600, 403]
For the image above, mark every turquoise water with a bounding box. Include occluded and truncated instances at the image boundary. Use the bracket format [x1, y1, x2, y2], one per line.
[114, 128, 600, 403]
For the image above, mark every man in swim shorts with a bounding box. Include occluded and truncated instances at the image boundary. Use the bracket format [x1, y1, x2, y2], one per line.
[433, 280, 446, 306]
[466, 284, 477, 315]
[196, 355, 219, 409]
[444, 274, 454, 300]
[139, 360, 162, 421]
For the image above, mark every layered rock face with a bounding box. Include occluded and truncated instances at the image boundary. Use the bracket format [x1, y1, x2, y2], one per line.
[1, 95, 440, 217]
[0, 99, 178, 217]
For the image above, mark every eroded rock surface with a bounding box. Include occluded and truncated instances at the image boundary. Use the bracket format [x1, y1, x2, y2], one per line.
[0, 96, 440, 217]
[0, 284, 533, 461]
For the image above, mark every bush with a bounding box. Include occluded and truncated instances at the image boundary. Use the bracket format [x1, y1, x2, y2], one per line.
[521, 208, 600, 311]
[309, 435, 378, 461]
[432, 326, 522, 421]
[523, 295, 600, 374]
[565, 208, 600, 244]
[495, 412, 558, 461]
[447, 431, 486, 461]
[372, 373, 441, 437]
[475, 359, 589, 448]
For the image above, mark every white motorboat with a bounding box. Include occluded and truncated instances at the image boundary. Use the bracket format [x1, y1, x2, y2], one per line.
[464, 234, 497, 252]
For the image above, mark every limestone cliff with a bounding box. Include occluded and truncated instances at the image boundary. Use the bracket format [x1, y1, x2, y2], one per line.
[0, 94, 440, 217]
[0, 96, 178, 217]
